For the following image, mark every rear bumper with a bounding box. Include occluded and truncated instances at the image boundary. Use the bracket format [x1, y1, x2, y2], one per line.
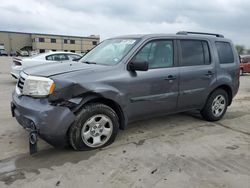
[11, 92, 76, 147]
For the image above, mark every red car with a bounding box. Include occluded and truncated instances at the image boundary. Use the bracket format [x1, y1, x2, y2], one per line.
[240, 55, 250, 75]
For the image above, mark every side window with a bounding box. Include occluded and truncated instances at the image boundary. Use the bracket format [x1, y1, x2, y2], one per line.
[134, 43, 152, 62]
[241, 57, 246, 63]
[46, 55, 53, 60]
[215, 42, 234, 64]
[46, 54, 69, 61]
[180, 40, 211, 66]
[59, 54, 69, 61]
[68, 54, 81, 60]
[242, 57, 250, 63]
[133, 40, 173, 69]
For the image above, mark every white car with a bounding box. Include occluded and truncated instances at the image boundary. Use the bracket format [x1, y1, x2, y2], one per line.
[11, 51, 82, 79]
[17, 50, 29, 57]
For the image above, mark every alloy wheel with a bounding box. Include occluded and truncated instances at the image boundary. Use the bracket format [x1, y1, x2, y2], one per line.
[211, 95, 226, 117]
[81, 114, 113, 148]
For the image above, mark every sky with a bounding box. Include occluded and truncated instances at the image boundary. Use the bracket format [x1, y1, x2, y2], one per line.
[0, 0, 249, 47]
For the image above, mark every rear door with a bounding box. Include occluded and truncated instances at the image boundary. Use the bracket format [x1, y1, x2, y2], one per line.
[177, 39, 216, 110]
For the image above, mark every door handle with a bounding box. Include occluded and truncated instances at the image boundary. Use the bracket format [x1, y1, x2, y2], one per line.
[205, 71, 214, 76]
[164, 75, 177, 81]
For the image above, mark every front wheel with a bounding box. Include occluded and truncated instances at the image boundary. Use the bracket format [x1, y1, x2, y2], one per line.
[201, 89, 228, 121]
[69, 103, 119, 151]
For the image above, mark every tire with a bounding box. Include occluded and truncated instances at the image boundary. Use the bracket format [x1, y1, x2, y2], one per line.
[201, 89, 228, 121]
[240, 69, 244, 76]
[69, 103, 119, 151]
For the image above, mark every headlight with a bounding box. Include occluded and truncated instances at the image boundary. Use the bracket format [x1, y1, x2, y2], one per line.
[22, 75, 55, 97]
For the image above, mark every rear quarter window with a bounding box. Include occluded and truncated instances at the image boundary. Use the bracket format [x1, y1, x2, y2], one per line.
[215, 42, 234, 64]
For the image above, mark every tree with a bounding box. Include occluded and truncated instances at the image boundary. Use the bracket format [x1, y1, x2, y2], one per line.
[235, 45, 245, 55]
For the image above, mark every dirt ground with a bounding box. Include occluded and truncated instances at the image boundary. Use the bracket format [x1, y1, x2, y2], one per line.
[0, 56, 249, 188]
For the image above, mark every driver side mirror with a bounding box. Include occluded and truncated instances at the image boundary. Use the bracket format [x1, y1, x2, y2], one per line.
[128, 60, 149, 71]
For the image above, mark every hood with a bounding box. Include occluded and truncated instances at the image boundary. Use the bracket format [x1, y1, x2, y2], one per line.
[23, 62, 107, 77]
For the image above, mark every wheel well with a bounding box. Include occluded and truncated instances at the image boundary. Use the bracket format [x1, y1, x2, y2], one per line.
[84, 97, 126, 130]
[211, 85, 233, 106]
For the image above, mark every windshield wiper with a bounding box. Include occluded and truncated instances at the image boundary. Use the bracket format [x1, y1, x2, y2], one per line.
[82, 61, 96, 64]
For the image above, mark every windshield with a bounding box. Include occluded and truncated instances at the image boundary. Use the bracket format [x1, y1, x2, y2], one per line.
[80, 38, 139, 65]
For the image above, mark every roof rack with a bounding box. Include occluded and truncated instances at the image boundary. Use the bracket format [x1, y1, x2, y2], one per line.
[176, 31, 224, 38]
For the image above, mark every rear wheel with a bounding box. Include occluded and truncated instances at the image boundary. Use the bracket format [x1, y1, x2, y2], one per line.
[201, 89, 228, 121]
[69, 103, 119, 151]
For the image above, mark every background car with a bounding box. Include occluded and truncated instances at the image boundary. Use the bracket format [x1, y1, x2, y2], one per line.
[11, 51, 82, 79]
[240, 55, 250, 75]
[0, 49, 8, 56]
[16, 46, 32, 57]
[29, 50, 39, 56]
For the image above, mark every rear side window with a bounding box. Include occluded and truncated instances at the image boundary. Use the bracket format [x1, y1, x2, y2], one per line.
[215, 42, 234, 64]
[180, 40, 211, 66]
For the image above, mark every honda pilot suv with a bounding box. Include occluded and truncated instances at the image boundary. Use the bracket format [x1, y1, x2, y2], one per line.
[11, 31, 240, 153]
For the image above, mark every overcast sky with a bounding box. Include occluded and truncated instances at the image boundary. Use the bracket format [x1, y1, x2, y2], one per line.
[0, 0, 249, 47]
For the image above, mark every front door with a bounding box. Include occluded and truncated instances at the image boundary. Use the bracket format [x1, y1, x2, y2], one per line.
[126, 39, 179, 120]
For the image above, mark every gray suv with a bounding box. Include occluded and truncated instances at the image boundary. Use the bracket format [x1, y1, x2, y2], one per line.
[11, 31, 240, 153]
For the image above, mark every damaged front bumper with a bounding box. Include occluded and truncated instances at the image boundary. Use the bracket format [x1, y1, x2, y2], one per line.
[11, 91, 76, 153]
